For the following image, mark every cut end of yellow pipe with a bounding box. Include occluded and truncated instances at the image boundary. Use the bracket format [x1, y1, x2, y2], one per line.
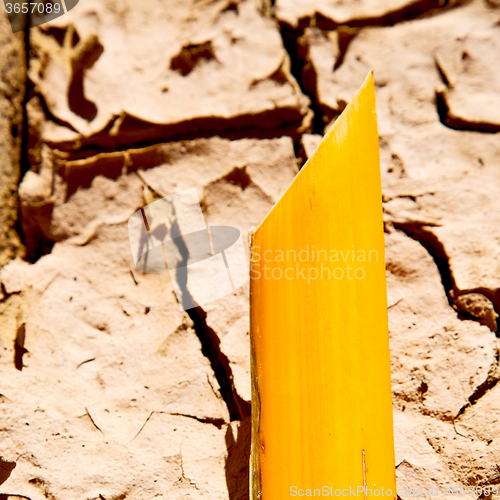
[250, 71, 396, 500]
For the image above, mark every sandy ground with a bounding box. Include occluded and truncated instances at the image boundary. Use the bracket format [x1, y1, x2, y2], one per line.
[0, 0, 499, 499]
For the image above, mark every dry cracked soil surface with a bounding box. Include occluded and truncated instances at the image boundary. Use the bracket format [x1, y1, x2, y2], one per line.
[0, 0, 499, 499]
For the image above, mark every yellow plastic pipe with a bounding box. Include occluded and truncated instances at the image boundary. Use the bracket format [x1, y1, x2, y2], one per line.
[250, 72, 396, 499]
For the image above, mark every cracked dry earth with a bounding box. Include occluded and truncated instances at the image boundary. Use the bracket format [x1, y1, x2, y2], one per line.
[0, 0, 499, 499]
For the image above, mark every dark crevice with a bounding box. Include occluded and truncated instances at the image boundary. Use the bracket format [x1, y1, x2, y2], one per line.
[13, 10, 32, 265]
[333, 27, 359, 71]
[43, 107, 306, 159]
[42, 26, 80, 47]
[281, 0, 472, 32]
[20, 200, 57, 264]
[68, 68, 98, 122]
[20, 11, 31, 176]
[33, 92, 80, 134]
[222, 166, 251, 190]
[280, 27, 327, 135]
[393, 222, 454, 296]
[0, 458, 16, 487]
[222, 1, 239, 14]
[68, 34, 103, 122]
[0, 283, 8, 303]
[435, 58, 500, 133]
[393, 222, 500, 334]
[170, 41, 217, 77]
[455, 349, 500, 420]
[294, 139, 308, 168]
[465, 350, 500, 407]
[435, 88, 449, 125]
[169, 413, 226, 429]
[129, 410, 227, 443]
[225, 417, 251, 500]
[436, 88, 500, 133]
[187, 305, 250, 421]
[14, 323, 27, 371]
[435, 58, 453, 88]
[0, 495, 32, 500]
[170, 219, 250, 421]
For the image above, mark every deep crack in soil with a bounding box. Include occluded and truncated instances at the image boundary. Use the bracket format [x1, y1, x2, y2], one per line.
[393, 222, 500, 334]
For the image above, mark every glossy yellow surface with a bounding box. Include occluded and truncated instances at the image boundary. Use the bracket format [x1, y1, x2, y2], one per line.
[250, 72, 396, 499]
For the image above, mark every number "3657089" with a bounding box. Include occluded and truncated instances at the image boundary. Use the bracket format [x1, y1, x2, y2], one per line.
[5, 2, 61, 14]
